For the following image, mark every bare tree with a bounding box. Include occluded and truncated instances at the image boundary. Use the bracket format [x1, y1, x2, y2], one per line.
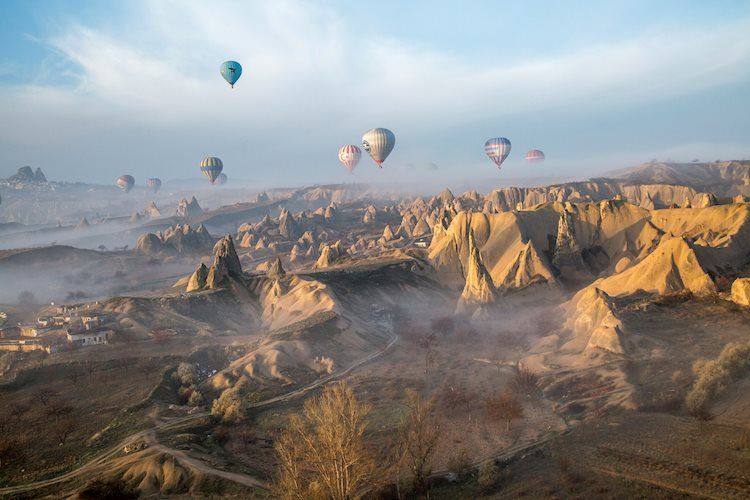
[397, 389, 441, 496]
[486, 391, 524, 431]
[272, 382, 378, 499]
[0, 437, 25, 469]
[46, 400, 74, 422]
[417, 333, 438, 379]
[53, 419, 75, 445]
[8, 402, 30, 420]
[35, 388, 58, 407]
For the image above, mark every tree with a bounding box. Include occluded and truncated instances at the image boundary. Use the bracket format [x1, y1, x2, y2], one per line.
[211, 387, 246, 423]
[35, 388, 58, 407]
[486, 391, 524, 431]
[46, 400, 74, 421]
[54, 418, 75, 444]
[272, 382, 378, 500]
[0, 437, 25, 469]
[417, 333, 438, 379]
[509, 362, 541, 396]
[397, 390, 441, 495]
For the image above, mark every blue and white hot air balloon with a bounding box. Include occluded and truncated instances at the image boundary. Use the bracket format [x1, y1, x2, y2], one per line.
[484, 137, 512, 170]
[200, 156, 223, 184]
[220, 61, 243, 88]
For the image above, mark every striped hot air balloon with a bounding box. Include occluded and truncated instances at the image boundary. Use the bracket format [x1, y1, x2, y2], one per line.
[362, 128, 395, 168]
[485, 137, 511, 169]
[116, 175, 135, 193]
[220, 61, 242, 88]
[525, 149, 545, 163]
[338, 145, 361, 173]
[215, 173, 228, 185]
[200, 156, 223, 184]
[146, 178, 162, 193]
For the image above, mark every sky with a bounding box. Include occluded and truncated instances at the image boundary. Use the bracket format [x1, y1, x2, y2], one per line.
[1, 0, 749, 188]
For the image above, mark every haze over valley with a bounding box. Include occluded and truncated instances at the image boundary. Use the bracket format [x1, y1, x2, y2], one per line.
[2, 1, 750, 498]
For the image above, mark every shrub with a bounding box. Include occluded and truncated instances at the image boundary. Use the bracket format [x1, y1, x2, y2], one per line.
[188, 389, 204, 407]
[686, 340, 750, 418]
[211, 387, 246, 423]
[509, 362, 541, 396]
[477, 461, 500, 491]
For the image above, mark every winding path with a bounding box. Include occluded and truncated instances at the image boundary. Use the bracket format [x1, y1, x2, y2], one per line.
[0, 330, 399, 496]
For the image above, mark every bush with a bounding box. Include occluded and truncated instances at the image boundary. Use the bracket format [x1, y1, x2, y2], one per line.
[175, 362, 197, 386]
[211, 387, 246, 423]
[477, 461, 500, 491]
[686, 340, 750, 418]
[509, 362, 541, 396]
[188, 389, 204, 407]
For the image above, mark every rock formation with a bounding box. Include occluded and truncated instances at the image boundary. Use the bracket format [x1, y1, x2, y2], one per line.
[731, 278, 750, 306]
[175, 196, 203, 218]
[315, 241, 346, 268]
[136, 224, 212, 254]
[456, 230, 497, 316]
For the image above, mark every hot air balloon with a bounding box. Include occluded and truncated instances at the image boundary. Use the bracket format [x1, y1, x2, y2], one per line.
[220, 61, 242, 88]
[484, 137, 511, 169]
[116, 175, 135, 193]
[146, 178, 162, 193]
[215, 173, 228, 185]
[200, 156, 223, 184]
[525, 149, 545, 163]
[338, 145, 361, 173]
[362, 128, 395, 168]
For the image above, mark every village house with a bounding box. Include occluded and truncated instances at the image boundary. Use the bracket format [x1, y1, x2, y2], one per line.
[66, 328, 114, 347]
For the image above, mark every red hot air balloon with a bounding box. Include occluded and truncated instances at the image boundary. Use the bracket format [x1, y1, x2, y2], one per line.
[338, 145, 361, 173]
[525, 149, 545, 163]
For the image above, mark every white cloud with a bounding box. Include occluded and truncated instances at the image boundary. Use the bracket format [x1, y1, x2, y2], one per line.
[1, 0, 749, 183]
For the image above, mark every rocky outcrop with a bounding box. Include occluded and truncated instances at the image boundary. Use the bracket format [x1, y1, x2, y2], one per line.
[267, 256, 286, 279]
[175, 197, 203, 218]
[136, 224, 213, 254]
[694, 192, 718, 208]
[552, 208, 587, 275]
[143, 202, 161, 218]
[278, 209, 302, 239]
[201, 235, 244, 290]
[7, 166, 47, 183]
[186, 263, 209, 292]
[314, 241, 346, 269]
[563, 287, 628, 354]
[74, 217, 90, 231]
[456, 230, 497, 316]
[731, 278, 750, 306]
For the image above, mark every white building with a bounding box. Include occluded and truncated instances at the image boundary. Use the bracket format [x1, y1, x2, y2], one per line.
[67, 329, 113, 346]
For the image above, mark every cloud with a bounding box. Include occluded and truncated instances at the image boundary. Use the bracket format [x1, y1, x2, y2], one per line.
[1, 0, 749, 184]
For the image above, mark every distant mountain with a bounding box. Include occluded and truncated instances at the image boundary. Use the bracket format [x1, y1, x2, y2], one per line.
[5, 166, 48, 184]
[606, 160, 750, 196]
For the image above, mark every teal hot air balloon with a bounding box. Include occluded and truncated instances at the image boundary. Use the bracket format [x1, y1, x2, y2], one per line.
[220, 61, 242, 88]
[200, 156, 223, 184]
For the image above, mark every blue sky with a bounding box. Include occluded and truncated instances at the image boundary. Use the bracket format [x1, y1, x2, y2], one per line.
[1, 0, 749, 187]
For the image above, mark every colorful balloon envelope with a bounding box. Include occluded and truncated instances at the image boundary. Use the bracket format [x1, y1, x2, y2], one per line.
[116, 175, 135, 193]
[214, 173, 228, 185]
[485, 137, 512, 169]
[525, 149, 545, 162]
[220, 61, 242, 88]
[362, 128, 395, 168]
[338, 145, 361, 173]
[200, 156, 223, 184]
[146, 177, 162, 193]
